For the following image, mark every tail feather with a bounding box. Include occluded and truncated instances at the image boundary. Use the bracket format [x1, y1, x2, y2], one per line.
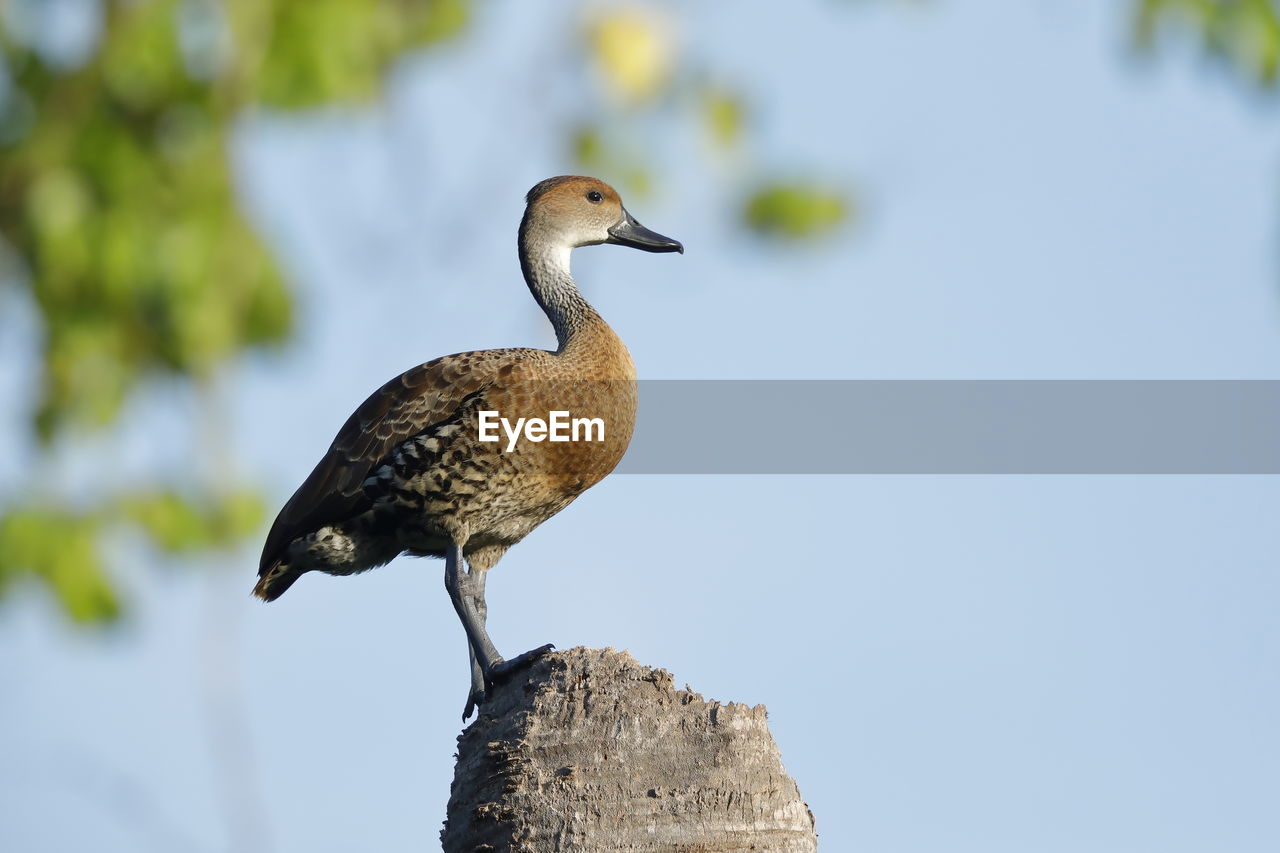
[253, 561, 303, 602]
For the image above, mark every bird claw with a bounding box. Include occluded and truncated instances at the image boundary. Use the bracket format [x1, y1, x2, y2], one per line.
[462, 644, 555, 721]
[488, 643, 555, 685]
[462, 688, 486, 721]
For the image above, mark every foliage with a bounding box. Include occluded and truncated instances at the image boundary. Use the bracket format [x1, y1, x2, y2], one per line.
[0, 507, 118, 624]
[745, 183, 850, 241]
[0, 0, 470, 624]
[0, 0, 468, 439]
[0, 488, 263, 624]
[1134, 0, 1280, 87]
[576, 4, 852, 242]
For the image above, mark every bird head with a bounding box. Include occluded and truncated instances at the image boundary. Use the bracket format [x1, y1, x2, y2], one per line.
[522, 176, 683, 255]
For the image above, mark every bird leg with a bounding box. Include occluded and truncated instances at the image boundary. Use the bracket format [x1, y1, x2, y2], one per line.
[445, 544, 553, 720]
[463, 567, 488, 720]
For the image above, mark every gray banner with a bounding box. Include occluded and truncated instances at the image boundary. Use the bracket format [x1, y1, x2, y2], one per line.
[615, 381, 1280, 473]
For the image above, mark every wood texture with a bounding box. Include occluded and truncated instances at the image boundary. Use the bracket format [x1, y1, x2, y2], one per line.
[442, 648, 818, 852]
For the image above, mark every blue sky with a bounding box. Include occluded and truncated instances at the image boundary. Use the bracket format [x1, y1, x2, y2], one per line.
[3, 1, 1279, 851]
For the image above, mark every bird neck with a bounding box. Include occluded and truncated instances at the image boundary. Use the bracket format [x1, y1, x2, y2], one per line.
[518, 217, 600, 353]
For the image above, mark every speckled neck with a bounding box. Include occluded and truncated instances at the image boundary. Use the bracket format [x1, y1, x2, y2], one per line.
[519, 214, 600, 353]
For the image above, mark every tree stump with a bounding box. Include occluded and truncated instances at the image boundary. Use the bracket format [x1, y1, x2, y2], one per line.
[441, 647, 817, 852]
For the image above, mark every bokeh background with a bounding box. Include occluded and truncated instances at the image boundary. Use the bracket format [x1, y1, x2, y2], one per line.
[3, 1, 1279, 850]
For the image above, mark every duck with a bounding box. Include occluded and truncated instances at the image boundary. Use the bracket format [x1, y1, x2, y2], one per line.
[254, 176, 682, 718]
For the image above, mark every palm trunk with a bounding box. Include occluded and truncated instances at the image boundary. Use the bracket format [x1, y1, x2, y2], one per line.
[442, 647, 817, 851]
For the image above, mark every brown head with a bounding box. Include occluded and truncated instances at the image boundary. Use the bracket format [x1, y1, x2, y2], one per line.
[521, 176, 683, 255]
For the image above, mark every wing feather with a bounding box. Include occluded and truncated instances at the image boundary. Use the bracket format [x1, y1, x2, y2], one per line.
[257, 349, 531, 575]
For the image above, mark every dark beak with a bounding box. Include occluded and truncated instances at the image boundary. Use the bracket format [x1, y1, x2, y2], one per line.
[607, 209, 684, 254]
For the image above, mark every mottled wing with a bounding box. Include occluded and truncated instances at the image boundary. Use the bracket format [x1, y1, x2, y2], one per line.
[257, 350, 517, 576]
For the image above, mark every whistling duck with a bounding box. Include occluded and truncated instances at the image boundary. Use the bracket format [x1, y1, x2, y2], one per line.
[255, 176, 682, 718]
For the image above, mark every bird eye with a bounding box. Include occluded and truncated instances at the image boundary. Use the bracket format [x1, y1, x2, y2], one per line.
[586, 190, 604, 204]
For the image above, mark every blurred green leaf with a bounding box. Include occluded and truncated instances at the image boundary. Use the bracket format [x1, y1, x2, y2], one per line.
[573, 124, 604, 166]
[567, 13, 844, 247]
[101, 0, 194, 109]
[743, 182, 850, 241]
[586, 6, 676, 104]
[216, 489, 269, 542]
[702, 87, 746, 148]
[568, 123, 652, 197]
[248, 0, 471, 108]
[0, 484, 266, 625]
[116, 487, 267, 554]
[47, 522, 122, 624]
[0, 508, 121, 625]
[118, 491, 214, 554]
[1135, 0, 1280, 87]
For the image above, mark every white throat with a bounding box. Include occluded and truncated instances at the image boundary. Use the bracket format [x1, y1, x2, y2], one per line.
[518, 230, 596, 352]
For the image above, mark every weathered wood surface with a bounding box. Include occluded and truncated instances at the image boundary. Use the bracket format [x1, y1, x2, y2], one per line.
[442, 647, 817, 852]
